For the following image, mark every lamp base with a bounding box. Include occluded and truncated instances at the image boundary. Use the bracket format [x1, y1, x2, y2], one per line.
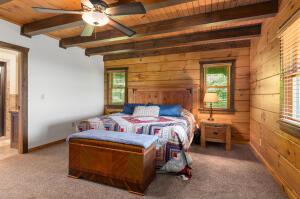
[208, 103, 214, 121]
[207, 117, 214, 121]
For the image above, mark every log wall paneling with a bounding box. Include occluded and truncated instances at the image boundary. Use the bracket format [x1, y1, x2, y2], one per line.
[104, 47, 251, 143]
[249, 0, 300, 198]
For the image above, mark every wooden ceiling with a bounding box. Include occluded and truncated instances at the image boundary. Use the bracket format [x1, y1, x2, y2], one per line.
[0, 0, 278, 60]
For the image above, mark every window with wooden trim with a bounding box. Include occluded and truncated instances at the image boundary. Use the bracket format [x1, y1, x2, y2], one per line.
[200, 61, 235, 112]
[106, 69, 127, 106]
[279, 12, 300, 134]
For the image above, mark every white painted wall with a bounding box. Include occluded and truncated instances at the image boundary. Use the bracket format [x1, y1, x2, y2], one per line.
[0, 19, 104, 149]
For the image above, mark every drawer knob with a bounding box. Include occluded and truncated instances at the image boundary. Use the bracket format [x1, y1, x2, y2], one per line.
[213, 132, 218, 135]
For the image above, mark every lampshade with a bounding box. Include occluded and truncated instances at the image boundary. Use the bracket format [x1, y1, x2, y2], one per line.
[204, 93, 219, 103]
[82, 11, 109, 26]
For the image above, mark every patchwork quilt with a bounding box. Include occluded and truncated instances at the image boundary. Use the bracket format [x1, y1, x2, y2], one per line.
[75, 110, 195, 172]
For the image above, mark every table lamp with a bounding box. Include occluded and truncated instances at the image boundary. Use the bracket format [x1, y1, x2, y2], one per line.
[204, 93, 219, 121]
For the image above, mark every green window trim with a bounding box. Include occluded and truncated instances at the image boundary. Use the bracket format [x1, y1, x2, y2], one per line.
[106, 68, 128, 106]
[199, 60, 235, 112]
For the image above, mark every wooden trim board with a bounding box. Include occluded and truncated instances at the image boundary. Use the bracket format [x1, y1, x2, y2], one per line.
[28, 139, 66, 152]
[0, 40, 29, 154]
[250, 143, 299, 199]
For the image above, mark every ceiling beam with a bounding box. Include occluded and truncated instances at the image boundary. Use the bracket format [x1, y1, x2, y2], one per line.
[21, 0, 196, 37]
[103, 40, 251, 61]
[60, 0, 277, 48]
[21, 14, 83, 37]
[86, 24, 261, 56]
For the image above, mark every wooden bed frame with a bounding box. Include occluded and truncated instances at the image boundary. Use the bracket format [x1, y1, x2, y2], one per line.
[128, 86, 199, 118]
[69, 86, 198, 194]
[69, 139, 156, 195]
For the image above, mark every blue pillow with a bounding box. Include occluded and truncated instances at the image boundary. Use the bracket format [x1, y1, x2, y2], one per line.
[158, 104, 182, 117]
[122, 103, 146, 114]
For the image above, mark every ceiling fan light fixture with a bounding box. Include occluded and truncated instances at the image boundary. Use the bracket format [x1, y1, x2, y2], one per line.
[82, 11, 109, 26]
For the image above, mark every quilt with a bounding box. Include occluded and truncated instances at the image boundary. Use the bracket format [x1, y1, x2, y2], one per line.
[75, 109, 195, 175]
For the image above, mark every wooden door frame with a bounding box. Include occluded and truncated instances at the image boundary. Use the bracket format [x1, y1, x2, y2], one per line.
[0, 41, 29, 154]
[0, 61, 7, 138]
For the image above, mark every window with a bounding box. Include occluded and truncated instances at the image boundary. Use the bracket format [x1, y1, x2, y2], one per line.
[200, 61, 234, 112]
[107, 69, 127, 106]
[279, 12, 300, 134]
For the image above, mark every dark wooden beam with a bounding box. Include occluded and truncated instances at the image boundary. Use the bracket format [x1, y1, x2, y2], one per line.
[21, 0, 196, 37]
[103, 40, 251, 61]
[86, 24, 260, 56]
[21, 14, 83, 37]
[61, 0, 277, 48]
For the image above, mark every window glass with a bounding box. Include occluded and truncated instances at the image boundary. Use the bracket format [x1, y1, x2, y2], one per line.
[204, 65, 229, 109]
[107, 70, 127, 105]
[293, 76, 300, 120]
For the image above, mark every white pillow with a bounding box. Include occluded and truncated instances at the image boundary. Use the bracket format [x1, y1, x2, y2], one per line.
[133, 106, 160, 117]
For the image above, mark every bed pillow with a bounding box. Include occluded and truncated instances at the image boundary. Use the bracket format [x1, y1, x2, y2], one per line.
[122, 103, 146, 114]
[132, 106, 160, 117]
[158, 104, 182, 117]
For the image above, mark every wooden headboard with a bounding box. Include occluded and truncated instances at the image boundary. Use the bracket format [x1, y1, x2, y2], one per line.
[128, 87, 199, 115]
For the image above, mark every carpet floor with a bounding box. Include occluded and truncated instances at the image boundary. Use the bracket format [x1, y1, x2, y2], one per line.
[0, 137, 18, 160]
[0, 142, 287, 199]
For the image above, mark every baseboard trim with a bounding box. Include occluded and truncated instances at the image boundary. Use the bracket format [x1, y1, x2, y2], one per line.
[249, 143, 299, 199]
[28, 139, 66, 152]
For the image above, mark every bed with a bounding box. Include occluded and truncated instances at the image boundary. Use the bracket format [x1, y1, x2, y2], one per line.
[74, 87, 198, 176]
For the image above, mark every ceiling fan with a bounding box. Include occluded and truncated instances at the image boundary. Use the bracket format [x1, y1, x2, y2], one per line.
[32, 0, 146, 37]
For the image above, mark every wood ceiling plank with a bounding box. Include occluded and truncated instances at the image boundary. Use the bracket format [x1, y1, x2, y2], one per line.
[60, 0, 276, 48]
[144, 0, 195, 11]
[103, 40, 251, 60]
[86, 24, 261, 56]
[20, 0, 197, 37]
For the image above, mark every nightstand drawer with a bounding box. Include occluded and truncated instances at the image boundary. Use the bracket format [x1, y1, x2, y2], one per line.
[205, 126, 226, 141]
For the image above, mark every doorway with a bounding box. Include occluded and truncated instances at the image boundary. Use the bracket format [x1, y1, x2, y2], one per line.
[0, 41, 28, 155]
[0, 60, 18, 160]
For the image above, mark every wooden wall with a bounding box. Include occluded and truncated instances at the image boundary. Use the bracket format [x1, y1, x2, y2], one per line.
[249, 0, 300, 198]
[104, 47, 250, 143]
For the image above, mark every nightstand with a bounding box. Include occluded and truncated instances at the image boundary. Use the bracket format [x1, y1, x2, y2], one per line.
[104, 106, 123, 115]
[200, 119, 232, 151]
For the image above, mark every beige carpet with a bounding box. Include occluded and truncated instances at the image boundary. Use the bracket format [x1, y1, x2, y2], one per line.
[0, 142, 286, 199]
[0, 136, 18, 160]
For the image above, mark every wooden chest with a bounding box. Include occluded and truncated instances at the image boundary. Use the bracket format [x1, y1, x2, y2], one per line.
[68, 139, 156, 195]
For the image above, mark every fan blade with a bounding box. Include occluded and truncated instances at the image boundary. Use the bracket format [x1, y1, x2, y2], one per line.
[0, 0, 12, 5]
[81, 24, 95, 37]
[106, 2, 146, 16]
[32, 7, 83, 14]
[81, 0, 94, 9]
[108, 17, 135, 37]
